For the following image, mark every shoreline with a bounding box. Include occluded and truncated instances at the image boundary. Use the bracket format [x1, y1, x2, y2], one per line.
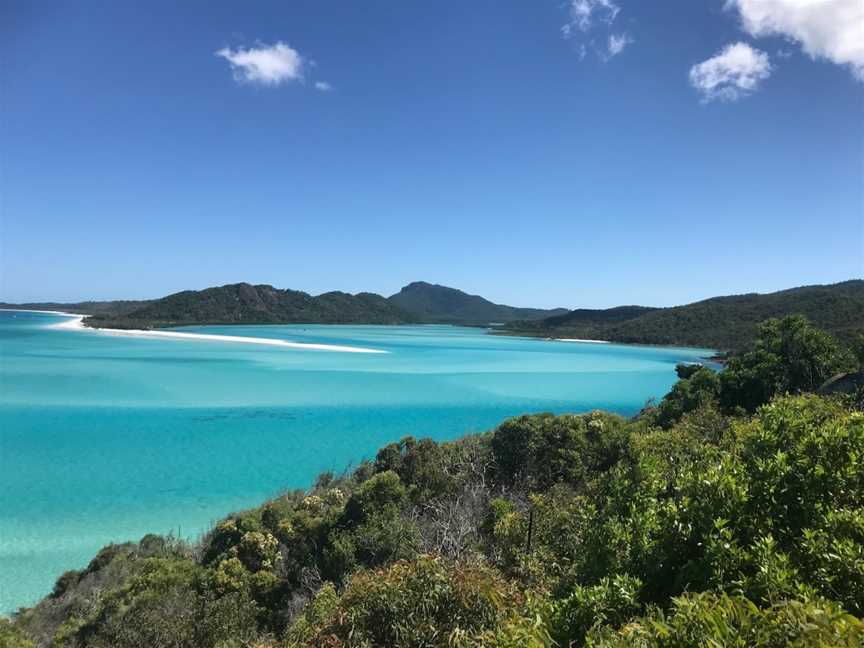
[490, 328, 721, 358]
[51, 314, 89, 329]
[23, 311, 389, 354]
[0, 308, 88, 316]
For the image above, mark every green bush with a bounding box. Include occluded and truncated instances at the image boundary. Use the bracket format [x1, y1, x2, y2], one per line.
[549, 575, 643, 647]
[654, 366, 720, 428]
[52, 557, 260, 648]
[491, 411, 629, 490]
[285, 556, 529, 648]
[0, 618, 34, 648]
[340, 470, 405, 526]
[587, 593, 864, 647]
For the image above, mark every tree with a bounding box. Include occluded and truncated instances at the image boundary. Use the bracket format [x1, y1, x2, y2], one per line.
[654, 366, 720, 428]
[851, 333, 864, 370]
[720, 315, 854, 412]
[491, 412, 629, 490]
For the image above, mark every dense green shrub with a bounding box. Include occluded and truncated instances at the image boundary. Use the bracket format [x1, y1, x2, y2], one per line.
[340, 470, 405, 526]
[651, 315, 855, 423]
[374, 436, 455, 501]
[587, 593, 864, 647]
[0, 618, 35, 648]
[654, 366, 720, 428]
[482, 393, 864, 617]
[51, 557, 260, 648]
[285, 556, 536, 648]
[549, 575, 643, 647]
[490, 411, 629, 490]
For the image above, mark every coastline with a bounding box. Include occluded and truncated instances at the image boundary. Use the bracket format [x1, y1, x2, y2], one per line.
[490, 327, 721, 361]
[1, 308, 89, 317]
[33, 311, 389, 354]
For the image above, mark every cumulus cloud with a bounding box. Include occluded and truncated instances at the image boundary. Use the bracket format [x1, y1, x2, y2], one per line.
[726, 0, 864, 80]
[607, 32, 633, 58]
[314, 81, 333, 92]
[689, 41, 772, 101]
[215, 41, 304, 86]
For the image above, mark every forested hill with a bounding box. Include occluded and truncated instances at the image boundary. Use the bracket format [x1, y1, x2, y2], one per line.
[1, 281, 571, 328]
[84, 283, 417, 329]
[388, 281, 568, 324]
[504, 280, 864, 350]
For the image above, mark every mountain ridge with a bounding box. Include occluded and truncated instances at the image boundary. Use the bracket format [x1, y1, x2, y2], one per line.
[1, 281, 569, 329]
[80, 283, 417, 329]
[388, 281, 568, 324]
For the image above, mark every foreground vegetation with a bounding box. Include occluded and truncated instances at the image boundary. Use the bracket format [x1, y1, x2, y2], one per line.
[5, 316, 864, 647]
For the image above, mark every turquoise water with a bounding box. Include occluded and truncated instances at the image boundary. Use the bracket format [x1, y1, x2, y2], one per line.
[0, 310, 714, 612]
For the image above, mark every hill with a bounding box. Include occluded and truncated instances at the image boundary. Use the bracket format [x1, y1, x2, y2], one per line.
[84, 283, 416, 329]
[1, 281, 568, 328]
[388, 281, 567, 324]
[505, 280, 864, 350]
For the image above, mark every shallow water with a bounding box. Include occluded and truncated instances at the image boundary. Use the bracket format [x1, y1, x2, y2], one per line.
[0, 310, 714, 612]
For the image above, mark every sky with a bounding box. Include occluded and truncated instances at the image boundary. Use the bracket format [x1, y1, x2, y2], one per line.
[1, 0, 862, 309]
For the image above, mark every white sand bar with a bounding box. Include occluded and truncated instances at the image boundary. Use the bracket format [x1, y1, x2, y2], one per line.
[29, 312, 388, 354]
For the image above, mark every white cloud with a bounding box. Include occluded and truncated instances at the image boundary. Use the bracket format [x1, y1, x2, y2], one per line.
[689, 41, 772, 101]
[314, 81, 333, 92]
[726, 0, 864, 80]
[563, 0, 620, 37]
[562, 0, 631, 62]
[215, 41, 304, 86]
[607, 32, 633, 57]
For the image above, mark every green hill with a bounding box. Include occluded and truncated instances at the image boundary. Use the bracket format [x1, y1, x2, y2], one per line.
[84, 283, 417, 329]
[388, 281, 567, 324]
[505, 280, 864, 350]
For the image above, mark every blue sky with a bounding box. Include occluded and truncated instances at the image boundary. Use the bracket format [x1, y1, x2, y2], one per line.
[1, 0, 862, 308]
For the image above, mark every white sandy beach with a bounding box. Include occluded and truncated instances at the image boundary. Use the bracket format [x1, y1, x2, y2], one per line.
[3, 308, 89, 317]
[33, 312, 388, 354]
[552, 337, 611, 344]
